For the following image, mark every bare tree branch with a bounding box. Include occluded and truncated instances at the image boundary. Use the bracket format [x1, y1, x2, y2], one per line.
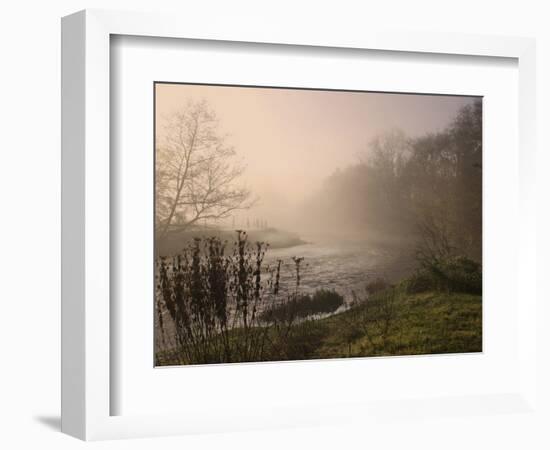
[156, 100, 254, 241]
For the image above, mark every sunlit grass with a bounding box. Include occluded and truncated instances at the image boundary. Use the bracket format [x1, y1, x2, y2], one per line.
[157, 286, 482, 365]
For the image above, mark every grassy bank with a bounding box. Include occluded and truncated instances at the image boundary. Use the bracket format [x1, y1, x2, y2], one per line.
[315, 290, 481, 359]
[157, 286, 482, 365]
[155, 232, 482, 366]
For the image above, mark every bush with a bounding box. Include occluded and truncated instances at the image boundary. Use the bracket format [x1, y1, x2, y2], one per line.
[260, 289, 344, 322]
[405, 256, 481, 295]
[155, 231, 342, 365]
[365, 277, 390, 296]
[259, 294, 309, 323]
[404, 271, 434, 294]
[307, 290, 345, 316]
[156, 231, 307, 365]
[282, 321, 329, 360]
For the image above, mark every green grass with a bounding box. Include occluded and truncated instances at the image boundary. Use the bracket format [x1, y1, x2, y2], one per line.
[157, 287, 481, 365]
[316, 290, 482, 359]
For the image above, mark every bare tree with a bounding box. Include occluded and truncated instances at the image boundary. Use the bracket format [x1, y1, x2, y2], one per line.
[156, 100, 254, 240]
[415, 210, 455, 268]
[361, 129, 411, 175]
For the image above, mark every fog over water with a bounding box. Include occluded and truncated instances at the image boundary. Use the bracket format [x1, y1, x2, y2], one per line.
[154, 84, 483, 363]
[156, 84, 476, 236]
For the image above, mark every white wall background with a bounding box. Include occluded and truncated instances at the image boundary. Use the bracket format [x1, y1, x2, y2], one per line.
[0, 1, 548, 449]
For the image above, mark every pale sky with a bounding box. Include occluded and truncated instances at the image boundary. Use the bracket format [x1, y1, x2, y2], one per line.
[155, 83, 477, 228]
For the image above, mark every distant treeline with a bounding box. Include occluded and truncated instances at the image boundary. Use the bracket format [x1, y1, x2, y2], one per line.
[306, 99, 482, 262]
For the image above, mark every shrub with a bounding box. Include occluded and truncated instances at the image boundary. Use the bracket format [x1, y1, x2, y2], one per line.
[260, 289, 343, 322]
[259, 294, 309, 323]
[281, 321, 329, 360]
[405, 256, 481, 295]
[156, 231, 329, 365]
[157, 231, 280, 364]
[438, 256, 482, 294]
[404, 271, 434, 294]
[307, 290, 344, 316]
[365, 277, 390, 296]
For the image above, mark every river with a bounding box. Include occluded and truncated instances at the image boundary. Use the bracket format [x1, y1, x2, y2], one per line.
[155, 234, 417, 353]
[262, 235, 416, 302]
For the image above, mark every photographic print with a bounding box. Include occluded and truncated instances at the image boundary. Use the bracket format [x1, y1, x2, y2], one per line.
[154, 83, 482, 366]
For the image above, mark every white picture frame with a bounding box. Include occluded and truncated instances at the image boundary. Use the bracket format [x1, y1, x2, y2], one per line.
[61, 9, 538, 441]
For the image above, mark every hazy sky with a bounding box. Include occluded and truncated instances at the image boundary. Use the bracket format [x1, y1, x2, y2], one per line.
[155, 83, 476, 228]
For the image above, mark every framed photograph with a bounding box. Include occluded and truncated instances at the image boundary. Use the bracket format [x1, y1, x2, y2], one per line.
[152, 82, 483, 367]
[61, 9, 538, 441]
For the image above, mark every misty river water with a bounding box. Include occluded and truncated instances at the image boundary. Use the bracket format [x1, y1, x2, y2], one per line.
[155, 235, 416, 352]
[263, 236, 415, 302]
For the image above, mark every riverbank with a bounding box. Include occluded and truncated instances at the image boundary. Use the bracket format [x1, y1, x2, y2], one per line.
[155, 231, 482, 366]
[156, 284, 482, 366]
[308, 290, 482, 359]
[157, 227, 306, 255]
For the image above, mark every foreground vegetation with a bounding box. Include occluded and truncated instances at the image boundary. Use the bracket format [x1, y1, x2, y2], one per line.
[155, 234, 482, 366]
[154, 97, 483, 366]
[157, 289, 481, 365]
[316, 290, 481, 360]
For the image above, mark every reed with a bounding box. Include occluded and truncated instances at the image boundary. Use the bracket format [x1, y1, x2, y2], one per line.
[156, 230, 318, 364]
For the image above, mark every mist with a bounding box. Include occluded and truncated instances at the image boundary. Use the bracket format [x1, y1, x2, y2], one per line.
[155, 83, 476, 241]
[154, 83, 483, 365]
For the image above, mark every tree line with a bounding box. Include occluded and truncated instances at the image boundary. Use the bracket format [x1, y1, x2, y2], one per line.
[306, 99, 482, 262]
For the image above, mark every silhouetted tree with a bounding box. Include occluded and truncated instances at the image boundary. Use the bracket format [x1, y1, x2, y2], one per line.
[304, 99, 482, 261]
[156, 100, 254, 241]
